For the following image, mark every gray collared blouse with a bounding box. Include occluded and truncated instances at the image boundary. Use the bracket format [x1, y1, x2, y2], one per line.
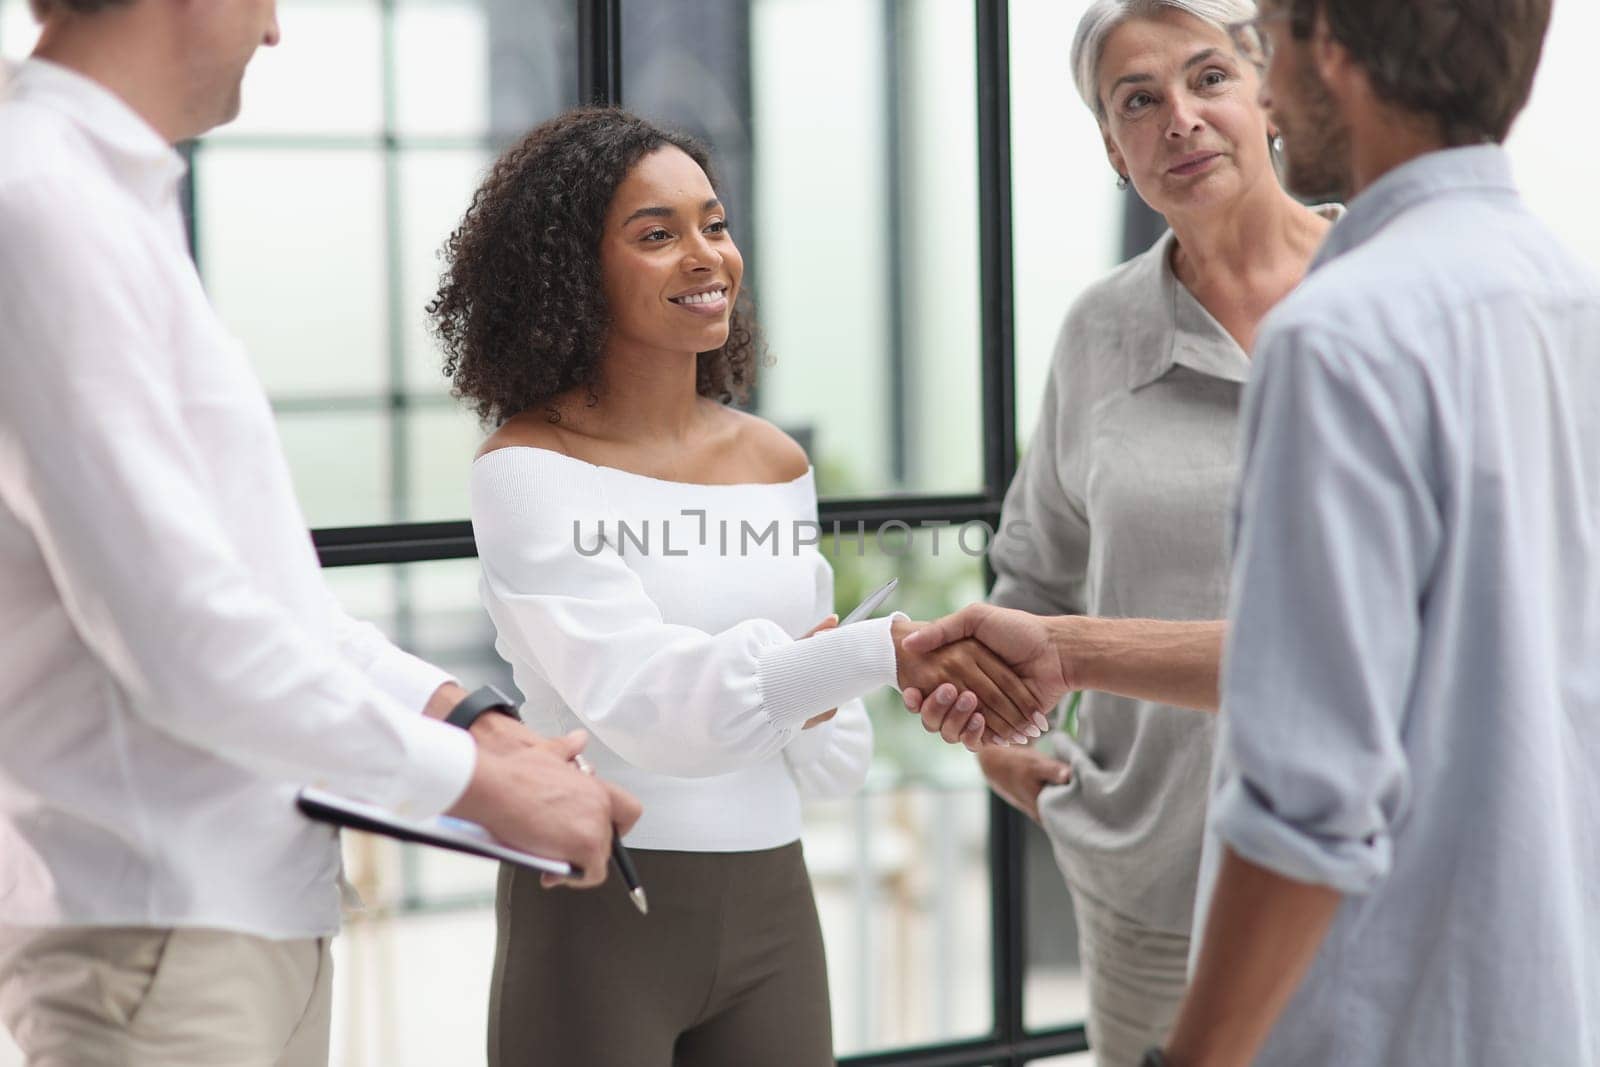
[990, 205, 1342, 934]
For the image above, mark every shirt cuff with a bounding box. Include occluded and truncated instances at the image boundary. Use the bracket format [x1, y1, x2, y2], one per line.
[756, 614, 900, 734]
[380, 712, 477, 820]
[366, 647, 458, 715]
[1210, 772, 1392, 895]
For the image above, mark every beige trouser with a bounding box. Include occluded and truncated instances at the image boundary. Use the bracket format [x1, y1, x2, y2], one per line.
[0, 926, 332, 1067]
[1068, 888, 1190, 1067]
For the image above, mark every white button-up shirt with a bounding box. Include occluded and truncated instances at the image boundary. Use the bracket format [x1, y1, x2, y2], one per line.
[1203, 146, 1600, 1064]
[0, 58, 475, 939]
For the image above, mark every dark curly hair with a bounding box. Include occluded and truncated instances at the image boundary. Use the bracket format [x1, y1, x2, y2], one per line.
[1287, 0, 1551, 146]
[428, 107, 764, 427]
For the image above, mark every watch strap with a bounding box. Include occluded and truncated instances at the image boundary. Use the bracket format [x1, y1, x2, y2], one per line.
[445, 684, 519, 732]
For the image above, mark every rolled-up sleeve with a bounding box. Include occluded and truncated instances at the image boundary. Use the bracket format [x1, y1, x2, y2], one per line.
[1213, 324, 1440, 894]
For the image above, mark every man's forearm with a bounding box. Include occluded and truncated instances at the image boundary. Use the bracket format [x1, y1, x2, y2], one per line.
[1163, 848, 1342, 1066]
[1052, 616, 1224, 712]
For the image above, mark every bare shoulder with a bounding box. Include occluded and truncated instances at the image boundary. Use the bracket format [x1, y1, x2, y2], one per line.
[475, 411, 570, 461]
[721, 405, 812, 483]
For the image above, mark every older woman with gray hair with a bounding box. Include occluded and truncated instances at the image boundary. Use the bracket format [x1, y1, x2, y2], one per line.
[907, 0, 1339, 1061]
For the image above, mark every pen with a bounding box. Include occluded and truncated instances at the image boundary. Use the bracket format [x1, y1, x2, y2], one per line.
[571, 753, 649, 915]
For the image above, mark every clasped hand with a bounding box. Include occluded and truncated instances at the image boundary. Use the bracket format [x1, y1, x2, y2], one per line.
[896, 604, 1074, 752]
[796, 606, 1060, 749]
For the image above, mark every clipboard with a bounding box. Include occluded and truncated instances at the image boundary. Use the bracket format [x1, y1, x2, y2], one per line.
[296, 787, 575, 877]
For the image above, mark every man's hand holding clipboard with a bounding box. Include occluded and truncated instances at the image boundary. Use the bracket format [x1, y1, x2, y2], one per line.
[301, 728, 641, 891]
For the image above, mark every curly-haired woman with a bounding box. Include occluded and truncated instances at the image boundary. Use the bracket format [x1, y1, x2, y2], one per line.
[430, 107, 1041, 1066]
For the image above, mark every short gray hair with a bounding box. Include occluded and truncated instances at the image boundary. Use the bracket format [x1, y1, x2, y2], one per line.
[1071, 0, 1258, 119]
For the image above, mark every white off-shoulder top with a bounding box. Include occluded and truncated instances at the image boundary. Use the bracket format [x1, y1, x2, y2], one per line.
[470, 446, 898, 851]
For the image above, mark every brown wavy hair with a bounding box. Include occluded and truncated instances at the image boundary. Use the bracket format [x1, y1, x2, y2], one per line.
[1285, 0, 1551, 146]
[428, 107, 764, 427]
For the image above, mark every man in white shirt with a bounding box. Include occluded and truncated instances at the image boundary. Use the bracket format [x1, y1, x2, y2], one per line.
[0, 1, 641, 1064]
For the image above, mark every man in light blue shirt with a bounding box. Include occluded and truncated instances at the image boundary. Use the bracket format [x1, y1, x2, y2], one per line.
[906, 0, 1597, 1062]
[1160, 0, 1598, 1061]
[1185, 135, 1600, 1064]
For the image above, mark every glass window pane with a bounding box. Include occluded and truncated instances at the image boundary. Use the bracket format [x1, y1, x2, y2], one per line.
[394, 0, 579, 139]
[332, 904, 498, 1065]
[393, 2, 491, 137]
[196, 148, 388, 398]
[179, 5, 579, 530]
[814, 782, 993, 1057]
[402, 404, 483, 522]
[748, 0, 895, 497]
[893, 1, 984, 496]
[1508, 1, 1600, 272]
[398, 149, 494, 394]
[624, 0, 985, 499]
[1009, 0, 1121, 446]
[821, 529, 995, 1055]
[275, 411, 390, 528]
[217, 1, 384, 139]
[0, 0, 40, 60]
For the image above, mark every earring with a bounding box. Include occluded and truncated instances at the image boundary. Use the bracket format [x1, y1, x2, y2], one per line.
[1271, 134, 1284, 153]
[1116, 174, 1130, 191]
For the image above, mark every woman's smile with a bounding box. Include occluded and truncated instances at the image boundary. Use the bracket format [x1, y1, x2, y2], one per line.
[668, 283, 730, 316]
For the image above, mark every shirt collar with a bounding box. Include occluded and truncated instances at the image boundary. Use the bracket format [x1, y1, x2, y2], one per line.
[1311, 145, 1515, 272]
[1126, 202, 1345, 391]
[1124, 228, 1210, 391]
[7, 56, 187, 207]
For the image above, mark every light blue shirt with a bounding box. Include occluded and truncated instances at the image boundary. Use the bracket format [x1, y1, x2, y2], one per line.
[1199, 145, 1600, 1065]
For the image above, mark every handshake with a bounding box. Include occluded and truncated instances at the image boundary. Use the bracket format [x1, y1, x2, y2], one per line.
[889, 605, 1224, 752]
[886, 605, 1073, 752]
[430, 605, 1063, 889]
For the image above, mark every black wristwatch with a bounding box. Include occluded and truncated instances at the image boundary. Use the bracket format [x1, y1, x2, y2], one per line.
[1140, 1050, 1172, 1067]
[445, 684, 520, 731]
